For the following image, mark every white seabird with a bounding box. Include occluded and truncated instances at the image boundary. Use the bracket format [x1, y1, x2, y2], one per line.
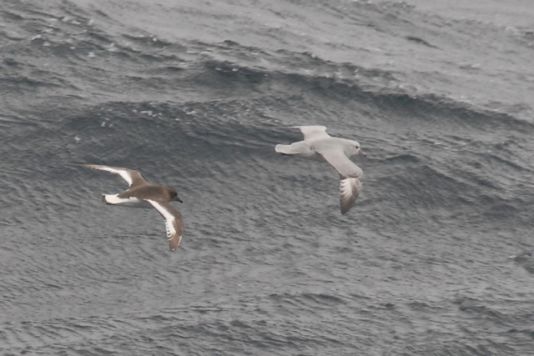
[275, 125, 364, 214]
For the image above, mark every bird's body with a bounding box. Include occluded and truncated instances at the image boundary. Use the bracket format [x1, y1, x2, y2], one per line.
[82, 164, 184, 251]
[275, 125, 364, 214]
[115, 184, 177, 201]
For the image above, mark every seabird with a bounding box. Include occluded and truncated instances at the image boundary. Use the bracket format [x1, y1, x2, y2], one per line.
[275, 125, 364, 214]
[82, 164, 184, 251]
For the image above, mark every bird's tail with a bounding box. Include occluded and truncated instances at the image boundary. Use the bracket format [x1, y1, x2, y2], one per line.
[275, 144, 294, 155]
[102, 194, 128, 205]
[275, 142, 312, 156]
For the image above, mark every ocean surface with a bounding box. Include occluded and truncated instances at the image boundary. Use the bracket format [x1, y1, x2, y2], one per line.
[1, 0, 534, 355]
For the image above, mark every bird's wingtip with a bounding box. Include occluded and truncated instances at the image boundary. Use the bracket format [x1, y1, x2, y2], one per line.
[70, 162, 90, 168]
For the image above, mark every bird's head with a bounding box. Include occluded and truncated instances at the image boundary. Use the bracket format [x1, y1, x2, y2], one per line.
[349, 140, 364, 157]
[168, 188, 183, 203]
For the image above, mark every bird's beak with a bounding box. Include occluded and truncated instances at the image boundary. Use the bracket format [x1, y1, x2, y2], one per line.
[360, 149, 367, 157]
[175, 196, 183, 203]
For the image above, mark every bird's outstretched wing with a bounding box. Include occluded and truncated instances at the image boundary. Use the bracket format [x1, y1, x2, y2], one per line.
[318, 148, 363, 214]
[146, 200, 184, 251]
[82, 164, 147, 188]
[339, 177, 362, 214]
[293, 125, 330, 141]
[318, 149, 363, 178]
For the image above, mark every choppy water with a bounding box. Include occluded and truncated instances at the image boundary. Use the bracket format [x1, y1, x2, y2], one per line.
[1, 0, 534, 355]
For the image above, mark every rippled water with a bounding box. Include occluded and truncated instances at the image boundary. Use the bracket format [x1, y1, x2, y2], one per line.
[1, 0, 534, 355]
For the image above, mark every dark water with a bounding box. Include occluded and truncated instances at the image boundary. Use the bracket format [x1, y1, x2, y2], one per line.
[1, 0, 534, 354]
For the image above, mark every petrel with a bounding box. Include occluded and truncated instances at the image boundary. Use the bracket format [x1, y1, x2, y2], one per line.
[275, 125, 364, 214]
[82, 164, 184, 251]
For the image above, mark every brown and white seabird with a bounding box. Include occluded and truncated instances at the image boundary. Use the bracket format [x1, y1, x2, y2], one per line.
[82, 164, 184, 251]
[275, 125, 364, 214]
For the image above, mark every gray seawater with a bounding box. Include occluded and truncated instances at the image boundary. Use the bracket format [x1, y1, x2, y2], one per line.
[1, 0, 534, 355]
